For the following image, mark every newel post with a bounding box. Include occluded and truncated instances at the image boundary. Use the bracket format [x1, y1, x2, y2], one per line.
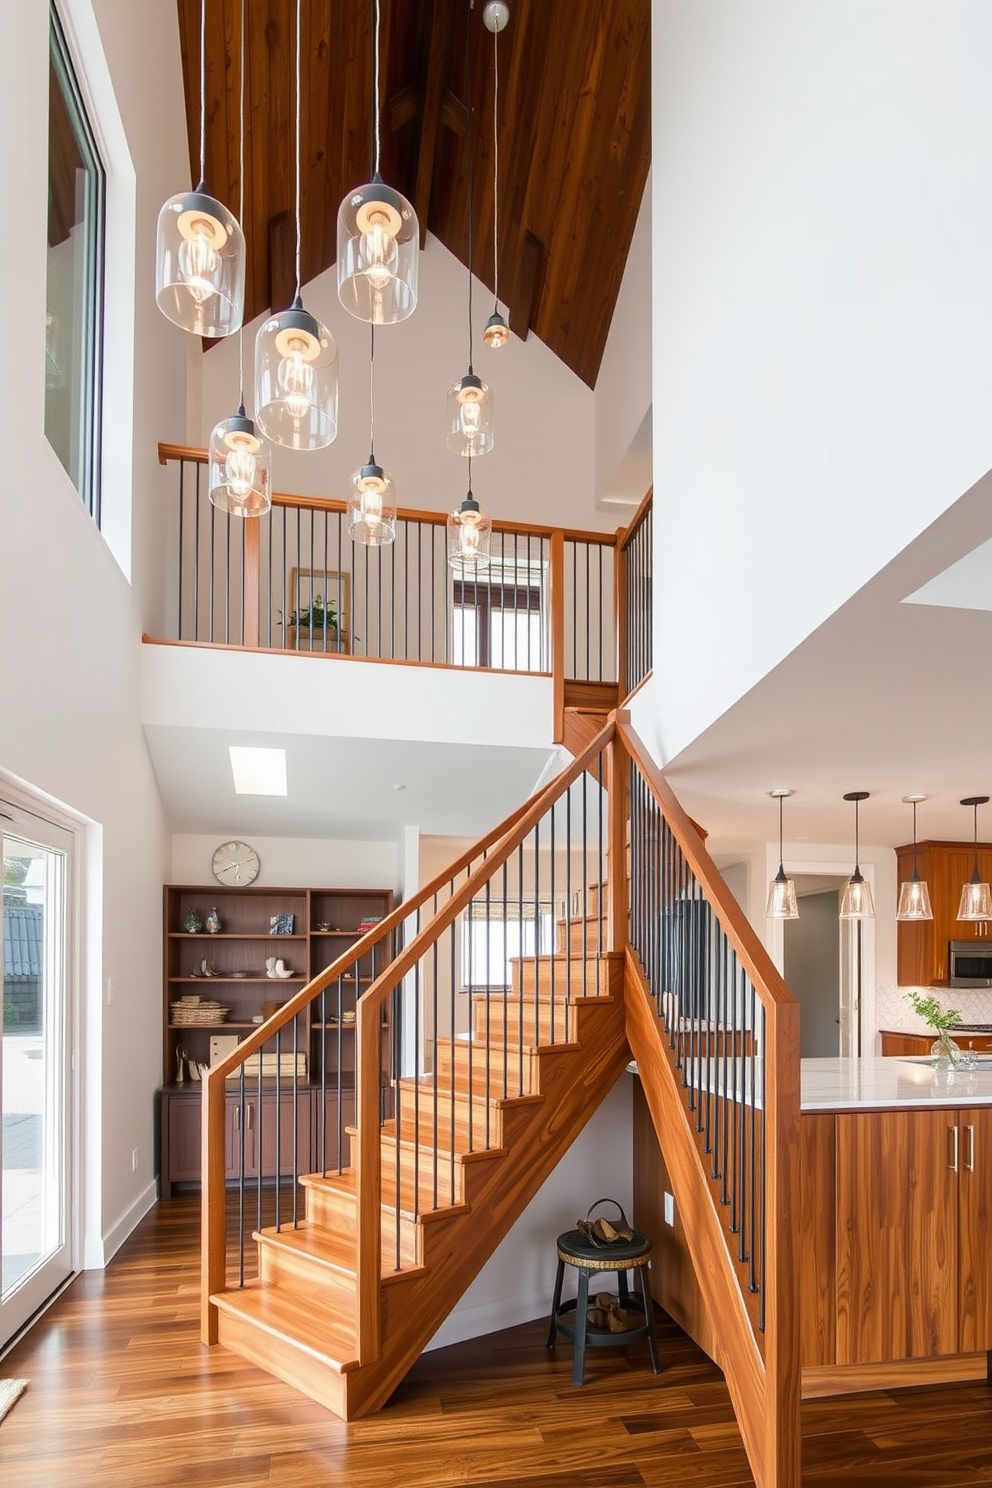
[243, 517, 260, 648]
[201, 1070, 227, 1344]
[355, 994, 383, 1364]
[550, 530, 565, 743]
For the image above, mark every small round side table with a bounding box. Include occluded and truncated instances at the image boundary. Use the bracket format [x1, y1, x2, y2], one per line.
[547, 1225, 662, 1386]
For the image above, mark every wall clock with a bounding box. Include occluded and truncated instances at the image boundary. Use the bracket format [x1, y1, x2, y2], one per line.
[212, 840, 260, 887]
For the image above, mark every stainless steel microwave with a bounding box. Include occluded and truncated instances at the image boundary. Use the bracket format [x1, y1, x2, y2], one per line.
[949, 941, 992, 987]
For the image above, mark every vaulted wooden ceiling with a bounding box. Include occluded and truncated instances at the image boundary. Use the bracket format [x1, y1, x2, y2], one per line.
[177, 0, 650, 388]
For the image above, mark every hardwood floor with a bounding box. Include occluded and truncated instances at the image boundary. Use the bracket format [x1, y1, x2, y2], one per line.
[2, 1196, 992, 1486]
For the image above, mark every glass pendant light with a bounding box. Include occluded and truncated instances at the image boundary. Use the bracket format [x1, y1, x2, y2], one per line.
[764, 789, 799, 920]
[447, 456, 492, 573]
[839, 791, 875, 919]
[896, 794, 933, 921]
[348, 326, 397, 546]
[256, 0, 338, 450]
[481, 1, 509, 351]
[957, 795, 992, 921]
[156, 0, 245, 337]
[337, 0, 418, 324]
[446, 0, 495, 456]
[209, 0, 271, 518]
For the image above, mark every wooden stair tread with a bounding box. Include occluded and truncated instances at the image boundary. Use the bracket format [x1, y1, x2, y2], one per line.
[211, 1280, 360, 1372]
[395, 1073, 544, 1110]
[378, 1121, 507, 1165]
[301, 1166, 472, 1224]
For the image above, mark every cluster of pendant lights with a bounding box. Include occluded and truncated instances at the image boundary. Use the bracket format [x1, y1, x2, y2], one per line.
[765, 790, 992, 922]
[155, 0, 510, 569]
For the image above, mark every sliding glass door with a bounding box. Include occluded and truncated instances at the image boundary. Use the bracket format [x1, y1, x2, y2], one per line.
[1, 810, 74, 1347]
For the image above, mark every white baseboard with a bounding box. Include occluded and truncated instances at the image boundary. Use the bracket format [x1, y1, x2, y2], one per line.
[424, 1289, 549, 1352]
[91, 1180, 159, 1268]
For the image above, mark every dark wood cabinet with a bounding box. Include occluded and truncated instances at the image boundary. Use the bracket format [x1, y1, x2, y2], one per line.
[159, 883, 393, 1194]
[896, 841, 992, 986]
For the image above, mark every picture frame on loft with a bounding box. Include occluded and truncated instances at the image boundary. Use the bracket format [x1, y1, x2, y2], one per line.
[284, 567, 351, 654]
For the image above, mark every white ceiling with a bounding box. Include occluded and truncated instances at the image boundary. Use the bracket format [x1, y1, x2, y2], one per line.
[663, 465, 992, 855]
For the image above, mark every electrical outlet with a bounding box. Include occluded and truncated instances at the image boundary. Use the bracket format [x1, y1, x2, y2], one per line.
[131, 1148, 138, 1173]
[106, 977, 116, 1006]
[664, 1191, 675, 1227]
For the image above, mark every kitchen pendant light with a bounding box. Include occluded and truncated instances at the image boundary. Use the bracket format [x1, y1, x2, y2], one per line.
[337, 0, 418, 324]
[209, 0, 271, 517]
[764, 789, 799, 920]
[481, 1, 509, 351]
[447, 456, 492, 572]
[839, 791, 875, 920]
[957, 795, 992, 921]
[156, 0, 244, 337]
[348, 326, 397, 546]
[256, 0, 338, 450]
[896, 794, 933, 922]
[447, 0, 495, 456]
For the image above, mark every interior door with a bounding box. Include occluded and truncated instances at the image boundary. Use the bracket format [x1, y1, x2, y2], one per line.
[1, 808, 75, 1347]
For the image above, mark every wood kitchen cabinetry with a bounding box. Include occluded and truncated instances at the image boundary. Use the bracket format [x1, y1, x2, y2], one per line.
[881, 1031, 992, 1057]
[159, 883, 393, 1195]
[896, 841, 992, 986]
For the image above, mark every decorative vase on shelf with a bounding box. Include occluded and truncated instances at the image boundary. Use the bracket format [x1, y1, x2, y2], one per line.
[205, 907, 222, 935]
[931, 1031, 961, 1070]
[182, 910, 204, 934]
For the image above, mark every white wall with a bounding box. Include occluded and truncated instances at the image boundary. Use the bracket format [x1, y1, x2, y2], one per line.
[651, 1, 992, 763]
[594, 173, 653, 511]
[171, 833, 398, 890]
[0, 0, 187, 1263]
[197, 238, 614, 534]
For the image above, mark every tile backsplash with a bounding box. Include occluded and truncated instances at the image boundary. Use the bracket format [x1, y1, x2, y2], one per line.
[876, 981, 992, 1033]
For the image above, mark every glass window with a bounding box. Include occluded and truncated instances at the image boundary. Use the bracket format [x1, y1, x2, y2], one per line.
[451, 554, 548, 671]
[46, 5, 105, 522]
[462, 899, 555, 991]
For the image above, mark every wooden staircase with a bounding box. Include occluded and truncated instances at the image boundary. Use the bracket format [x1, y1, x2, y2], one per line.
[210, 909, 629, 1419]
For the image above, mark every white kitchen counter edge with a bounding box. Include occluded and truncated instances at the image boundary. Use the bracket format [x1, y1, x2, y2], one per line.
[627, 1056, 992, 1109]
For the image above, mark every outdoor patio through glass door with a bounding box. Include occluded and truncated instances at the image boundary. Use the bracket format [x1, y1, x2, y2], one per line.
[1, 812, 73, 1349]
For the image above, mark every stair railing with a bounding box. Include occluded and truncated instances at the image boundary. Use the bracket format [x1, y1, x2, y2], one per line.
[618, 715, 800, 1488]
[200, 766, 578, 1346]
[617, 486, 652, 700]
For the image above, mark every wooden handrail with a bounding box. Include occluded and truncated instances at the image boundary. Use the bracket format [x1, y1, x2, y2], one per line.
[157, 443, 616, 546]
[618, 485, 653, 552]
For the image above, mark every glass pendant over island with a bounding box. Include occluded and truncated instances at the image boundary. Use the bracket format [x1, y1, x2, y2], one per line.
[896, 794, 933, 922]
[957, 794, 992, 921]
[839, 790, 875, 920]
[764, 789, 799, 920]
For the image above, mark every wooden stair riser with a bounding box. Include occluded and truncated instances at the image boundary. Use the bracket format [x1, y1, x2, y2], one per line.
[472, 996, 576, 1044]
[557, 915, 609, 954]
[433, 1036, 541, 1096]
[301, 1175, 421, 1268]
[374, 1132, 466, 1207]
[257, 1232, 357, 1321]
[395, 1081, 507, 1148]
[511, 953, 613, 998]
[214, 1292, 352, 1418]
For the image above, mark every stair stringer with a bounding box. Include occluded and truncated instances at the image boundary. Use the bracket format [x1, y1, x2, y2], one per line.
[624, 947, 771, 1488]
[344, 985, 631, 1418]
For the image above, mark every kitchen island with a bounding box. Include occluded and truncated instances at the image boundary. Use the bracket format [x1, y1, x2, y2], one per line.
[633, 1056, 992, 1399]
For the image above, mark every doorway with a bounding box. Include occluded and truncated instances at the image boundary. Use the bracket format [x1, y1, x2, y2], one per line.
[1, 804, 76, 1349]
[784, 879, 843, 1057]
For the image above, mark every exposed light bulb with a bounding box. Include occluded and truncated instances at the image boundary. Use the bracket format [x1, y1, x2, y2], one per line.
[177, 227, 220, 303]
[483, 312, 509, 350]
[361, 211, 399, 290]
[224, 439, 258, 498]
[278, 343, 314, 420]
[458, 511, 483, 558]
[359, 486, 383, 527]
[460, 399, 482, 441]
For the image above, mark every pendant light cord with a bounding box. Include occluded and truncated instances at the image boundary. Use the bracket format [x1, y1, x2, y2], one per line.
[369, 324, 376, 463]
[491, 19, 499, 313]
[912, 800, 919, 877]
[372, 0, 381, 176]
[466, 0, 475, 371]
[294, 0, 302, 299]
[854, 798, 860, 871]
[778, 794, 785, 872]
[199, 0, 207, 185]
[974, 802, 981, 875]
[237, 0, 246, 406]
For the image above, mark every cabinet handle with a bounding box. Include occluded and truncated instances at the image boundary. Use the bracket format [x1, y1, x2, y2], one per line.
[246, 1103, 253, 1130]
[233, 1106, 240, 1131]
[965, 1123, 975, 1172]
[949, 1125, 959, 1172]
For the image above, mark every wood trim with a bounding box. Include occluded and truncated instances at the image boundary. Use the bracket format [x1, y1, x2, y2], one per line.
[618, 486, 653, 553]
[200, 1075, 226, 1345]
[562, 679, 619, 711]
[607, 730, 628, 954]
[801, 1352, 988, 1400]
[762, 987, 802, 1487]
[243, 518, 260, 650]
[619, 669, 653, 708]
[356, 994, 382, 1365]
[550, 531, 565, 744]
[618, 719, 797, 1012]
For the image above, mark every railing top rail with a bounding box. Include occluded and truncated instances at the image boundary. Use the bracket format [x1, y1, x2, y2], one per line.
[357, 717, 617, 1020]
[203, 756, 582, 1089]
[618, 486, 653, 553]
[618, 714, 797, 1015]
[157, 443, 616, 547]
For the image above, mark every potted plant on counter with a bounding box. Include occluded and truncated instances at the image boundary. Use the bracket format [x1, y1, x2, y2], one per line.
[905, 988, 963, 1068]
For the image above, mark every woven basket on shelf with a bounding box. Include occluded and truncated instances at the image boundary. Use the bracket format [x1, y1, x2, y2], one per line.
[170, 1000, 230, 1025]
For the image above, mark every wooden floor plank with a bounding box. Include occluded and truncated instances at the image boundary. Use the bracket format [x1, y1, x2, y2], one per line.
[4, 1194, 992, 1486]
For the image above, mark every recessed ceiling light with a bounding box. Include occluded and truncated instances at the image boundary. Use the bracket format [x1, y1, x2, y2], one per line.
[393, 783, 406, 793]
[229, 746, 287, 796]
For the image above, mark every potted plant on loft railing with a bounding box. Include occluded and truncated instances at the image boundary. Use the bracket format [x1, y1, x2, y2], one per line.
[280, 594, 350, 654]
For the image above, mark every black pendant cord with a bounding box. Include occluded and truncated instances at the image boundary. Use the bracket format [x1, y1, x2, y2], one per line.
[911, 799, 919, 879]
[466, 0, 475, 372]
[368, 323, 376, 465]
[854, 797, 860, 874]
[237, 0, 246, 408]
[198, 0, 207, 186]
[974, 801, 981, 878]
[777, 793, 785, 875]
[491, 17, 500, 316]
[371, 0, 381, 178]
[294, 0, 302, 300]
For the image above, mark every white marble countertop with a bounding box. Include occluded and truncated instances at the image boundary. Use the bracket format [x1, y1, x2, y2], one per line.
[801, 1056, 992, 1110]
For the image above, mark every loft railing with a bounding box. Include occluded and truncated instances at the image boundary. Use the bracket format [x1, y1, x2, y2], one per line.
[157, 445, 616, 686]
[619, 716, 800, 1488]
[618, 487, 652, 699]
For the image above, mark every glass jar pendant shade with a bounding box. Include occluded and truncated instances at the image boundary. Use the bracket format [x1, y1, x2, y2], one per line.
[337, 177, 419, 325]
[447, 372, 495, 457]
[764, 790, 798, 920]
[255, 298, 338, 451]
[447, 488, 492, 573]
[483, 311, 509, 350]
[208, 407, 271, 516]
[156, 188, 245, 337]
[896, 795, 933, 922]
[839, 791, 875, 920]
[348, 463, 396, 546]
[957, 795, 992, 921]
